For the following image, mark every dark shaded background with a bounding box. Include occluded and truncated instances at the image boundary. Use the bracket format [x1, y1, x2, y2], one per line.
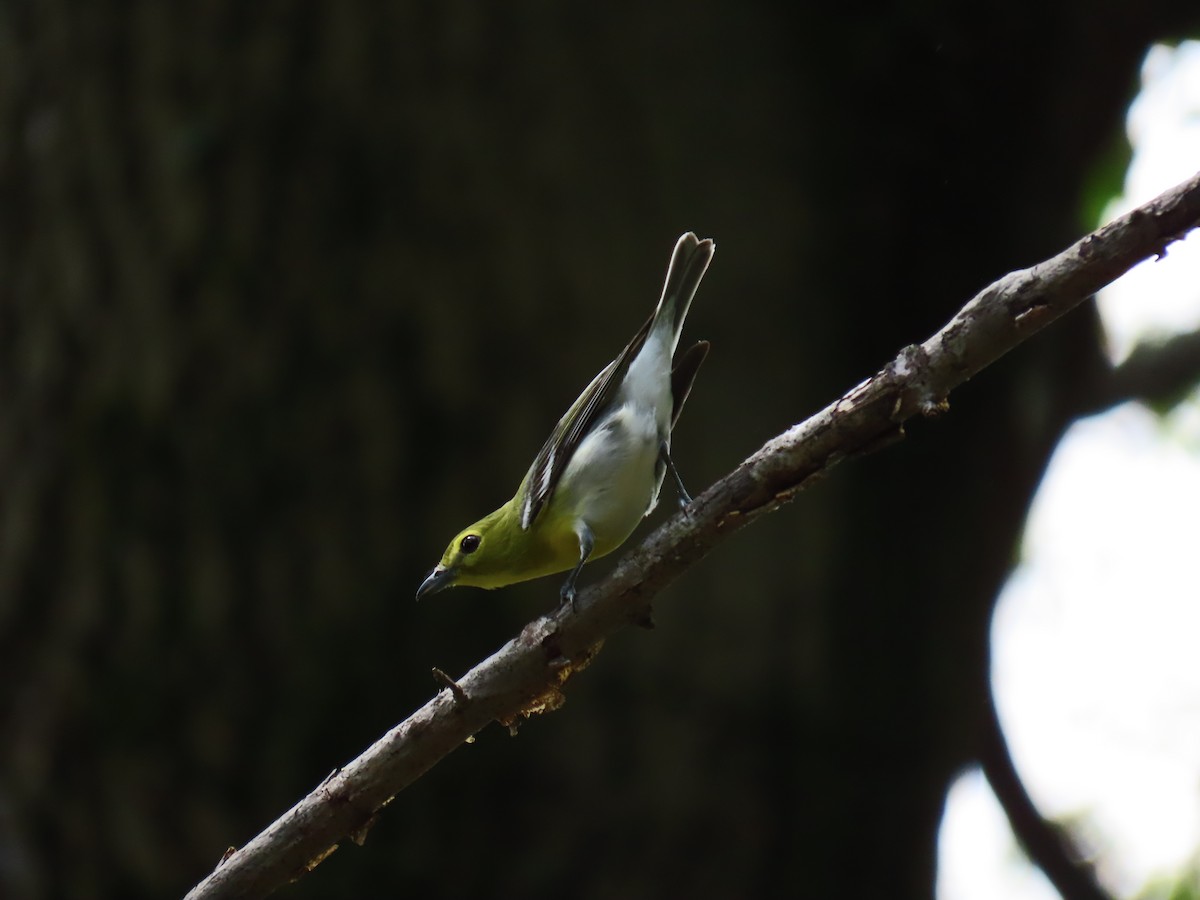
[3, 3, 1198, 899]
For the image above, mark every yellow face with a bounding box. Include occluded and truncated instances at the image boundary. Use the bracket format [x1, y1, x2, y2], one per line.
[417, 527, 483, 599]
[416, 500, 528, 598]
[415, 499, 575, 599]
[439, 527, 484, 573]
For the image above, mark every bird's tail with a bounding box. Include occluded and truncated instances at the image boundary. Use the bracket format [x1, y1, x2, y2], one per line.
[654, 232, 715, 352]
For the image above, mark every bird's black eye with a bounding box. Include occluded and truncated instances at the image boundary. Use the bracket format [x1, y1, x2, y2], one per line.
[460, 534, 481, 554]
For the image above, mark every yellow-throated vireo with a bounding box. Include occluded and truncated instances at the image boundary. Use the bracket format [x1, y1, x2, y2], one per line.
[417, 232, 715, 609]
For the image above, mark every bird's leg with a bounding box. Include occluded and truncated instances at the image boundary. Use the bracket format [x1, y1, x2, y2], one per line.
[559, 523, 594, 613]
[660, 442, 693, 507]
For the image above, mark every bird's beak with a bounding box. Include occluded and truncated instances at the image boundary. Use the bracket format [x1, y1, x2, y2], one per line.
[416, 565, 456, 601]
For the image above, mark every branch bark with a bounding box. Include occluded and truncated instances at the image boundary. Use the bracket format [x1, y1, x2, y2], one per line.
[183, 169, 1200, 900]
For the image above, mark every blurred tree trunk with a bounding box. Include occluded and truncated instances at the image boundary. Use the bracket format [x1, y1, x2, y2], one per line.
[2, 3, 1197, 899]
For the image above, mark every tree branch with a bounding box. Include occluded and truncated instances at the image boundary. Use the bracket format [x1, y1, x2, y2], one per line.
[1082, 325, 1200, 415]
[980, 688, 1113, 900]
[183, 169, 1200, 900]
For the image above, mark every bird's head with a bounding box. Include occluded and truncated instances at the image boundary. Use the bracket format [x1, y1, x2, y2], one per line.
[416, 503, 524, 599]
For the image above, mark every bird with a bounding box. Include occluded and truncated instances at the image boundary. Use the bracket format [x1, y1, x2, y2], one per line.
[417, 232, 715, 610]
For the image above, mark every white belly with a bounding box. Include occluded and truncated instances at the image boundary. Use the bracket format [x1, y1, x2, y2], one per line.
[555, 401, 663, 552]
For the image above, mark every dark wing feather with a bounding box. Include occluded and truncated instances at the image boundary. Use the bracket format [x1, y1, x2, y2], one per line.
[518, 313, 655, 529]
[669, 340, 710, 429]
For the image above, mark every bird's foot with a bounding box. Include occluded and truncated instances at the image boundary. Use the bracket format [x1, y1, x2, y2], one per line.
[660, 442, 694, 509]
[559, 582, 578, 614]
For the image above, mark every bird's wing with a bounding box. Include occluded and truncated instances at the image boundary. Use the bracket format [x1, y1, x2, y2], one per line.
[669, 340, 710, 430]
[518, 313, 654, 530]
[517, 233, 713, 531]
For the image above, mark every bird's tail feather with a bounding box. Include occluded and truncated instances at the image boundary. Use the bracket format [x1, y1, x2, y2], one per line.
[655, 233, 715, 350]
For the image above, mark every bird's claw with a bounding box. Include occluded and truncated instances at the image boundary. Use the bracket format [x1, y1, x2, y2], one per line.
[559, 584, 578, 614]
